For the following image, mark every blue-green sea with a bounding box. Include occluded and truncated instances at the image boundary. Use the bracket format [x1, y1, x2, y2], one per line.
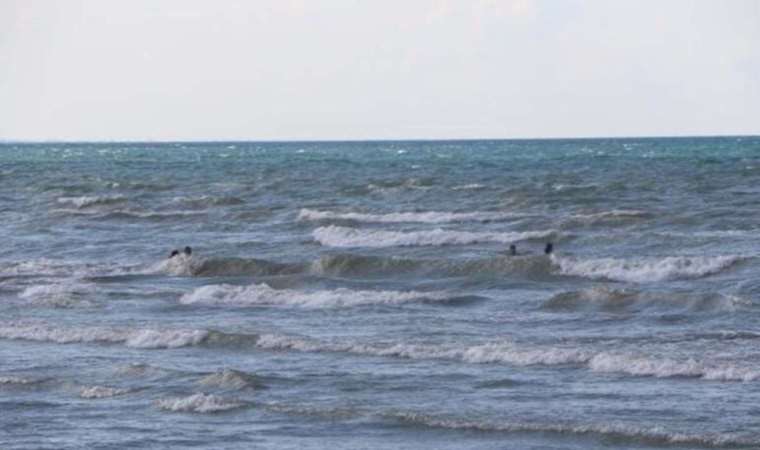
[2, 137, 760, 449]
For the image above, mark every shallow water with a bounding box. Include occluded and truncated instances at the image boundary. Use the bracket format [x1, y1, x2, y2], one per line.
[2, 137, 760, 449]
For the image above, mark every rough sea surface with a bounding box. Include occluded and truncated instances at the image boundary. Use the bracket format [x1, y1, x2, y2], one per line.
[2, 137, 760, 449]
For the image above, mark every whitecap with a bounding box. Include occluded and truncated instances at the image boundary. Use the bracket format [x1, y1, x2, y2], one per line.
[313, 225, 557, 248]
[79, 385, 131, 399]
[0, 376, 39, 385]
[18, 282, 96, 308]
[298, 209, 514, 224]
[551, 254, 742, 283]
[179, 283, 452, 308]
[155, 393, 244, 413]
[56, 194, 126, 209]
[0, 321, 209, 349]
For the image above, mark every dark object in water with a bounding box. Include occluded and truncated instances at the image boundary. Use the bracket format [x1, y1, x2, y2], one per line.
[544, 242, 553, 255]
[509, 244, 517, 256]
[184, 246, 192, 256]
[169, 250, 180, 258]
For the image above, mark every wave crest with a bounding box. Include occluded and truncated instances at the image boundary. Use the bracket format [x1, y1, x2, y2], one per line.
[542, 287, 751, 313]
[155, 393, 245, 413]
[0, 321, 210, 349]
[179, 283, 456, 308]
[298, 208, 515, 224]
[551, 255, 742, 282]
[313, 225, 557, 248]
[386, 411, 749, 447]
[153, 255, 301, 277]
[198, 369, 265, 390]
[56, 195, 126, 209]
[79, 385, 131, 399]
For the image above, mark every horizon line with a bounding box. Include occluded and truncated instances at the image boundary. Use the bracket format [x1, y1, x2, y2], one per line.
[0, 133, 758, 145]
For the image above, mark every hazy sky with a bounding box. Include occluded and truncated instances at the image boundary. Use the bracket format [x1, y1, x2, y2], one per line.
[1, 0, 758, 141]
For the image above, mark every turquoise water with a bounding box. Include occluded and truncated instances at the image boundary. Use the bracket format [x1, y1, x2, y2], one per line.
[2, 137, 760, 449]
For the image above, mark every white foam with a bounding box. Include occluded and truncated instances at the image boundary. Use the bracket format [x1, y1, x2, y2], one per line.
[155, 393, 244, 413]
[256, 333, 760, 382]
[452, 183, 486, 191]
[589, 353, 702, 377]
[125, 329, 209, 349]
[79, 385, 130, 399]
[551, 255, 741, 283]
[298, 208, 513, 224]
[388, 412, 748, 447]
[18, 282, 96, 308]
[151, 254, 198, 276]
[589, 352, 760, 381]
[567, 209, 649, 223]
[0, 321, 209, 349]
[0, 259, 111, 277]
[56, 194, 126, 209]
[0, 376, 38, 385]
[180, 283, 451, 308]
[313, 225, 556, 248]
[255, 335, 590, 366]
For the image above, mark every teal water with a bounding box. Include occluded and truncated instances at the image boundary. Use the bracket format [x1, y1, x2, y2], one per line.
[2, 137, 760, 449]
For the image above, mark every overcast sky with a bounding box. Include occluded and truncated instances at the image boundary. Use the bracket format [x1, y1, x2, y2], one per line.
[1, 0, 758, 141]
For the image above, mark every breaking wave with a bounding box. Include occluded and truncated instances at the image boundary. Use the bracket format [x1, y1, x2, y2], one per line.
[79, 385, 131, 399]
[588, 352, 760, 381]
[179, 283, 461, 308]
[312, 253, 553, 279]
[153, 255, 302, 277]
[298, 208, 516, 224]
[18, 282, 96, 308]
[255, 334, 760, 382]
[313, 225, 558, 248]
[541, 286, 750, 313]
[386, 411, 750, 447]
[56, 195, 126, 209]
[255, 335, 592, 366]
[0, 376, 42, 385]
[0, 259, 115, 277]
[155, 393, 245, 413]
[551, 255, 743, 283]
[0, 321, 210, 349]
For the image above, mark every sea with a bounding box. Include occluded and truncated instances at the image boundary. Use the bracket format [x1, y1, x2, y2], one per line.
[1, 137, 760, 449]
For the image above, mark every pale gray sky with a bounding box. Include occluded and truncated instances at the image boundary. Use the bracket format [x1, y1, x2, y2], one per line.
[1, 0, 758, 141]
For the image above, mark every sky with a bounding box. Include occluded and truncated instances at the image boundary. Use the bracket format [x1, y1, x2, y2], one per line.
[0, 0, 758, 141]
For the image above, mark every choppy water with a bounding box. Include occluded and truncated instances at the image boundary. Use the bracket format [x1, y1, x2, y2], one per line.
[2, 137, 760, 449]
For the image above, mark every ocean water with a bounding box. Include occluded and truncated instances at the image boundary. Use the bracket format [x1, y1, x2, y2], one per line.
[2, 137, 760, 449]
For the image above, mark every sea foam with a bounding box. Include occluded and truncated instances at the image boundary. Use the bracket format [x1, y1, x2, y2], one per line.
[255, 333, 760, 382]
[551, 255, 742, 282]
[0, 321, 209, 349]
[179, 283, 453, 308]
[79, 385, 131, 399]
[155, 393, 244, 413]
[18, 282, 96, 308]
[313, 225, 557, 248]
[298, 208, 515, 224]
[386, 411, 749, 447]
[56, 194, 126, 209]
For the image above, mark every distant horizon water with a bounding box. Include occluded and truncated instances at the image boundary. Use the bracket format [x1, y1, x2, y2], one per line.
[1, 133, 759, 145]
